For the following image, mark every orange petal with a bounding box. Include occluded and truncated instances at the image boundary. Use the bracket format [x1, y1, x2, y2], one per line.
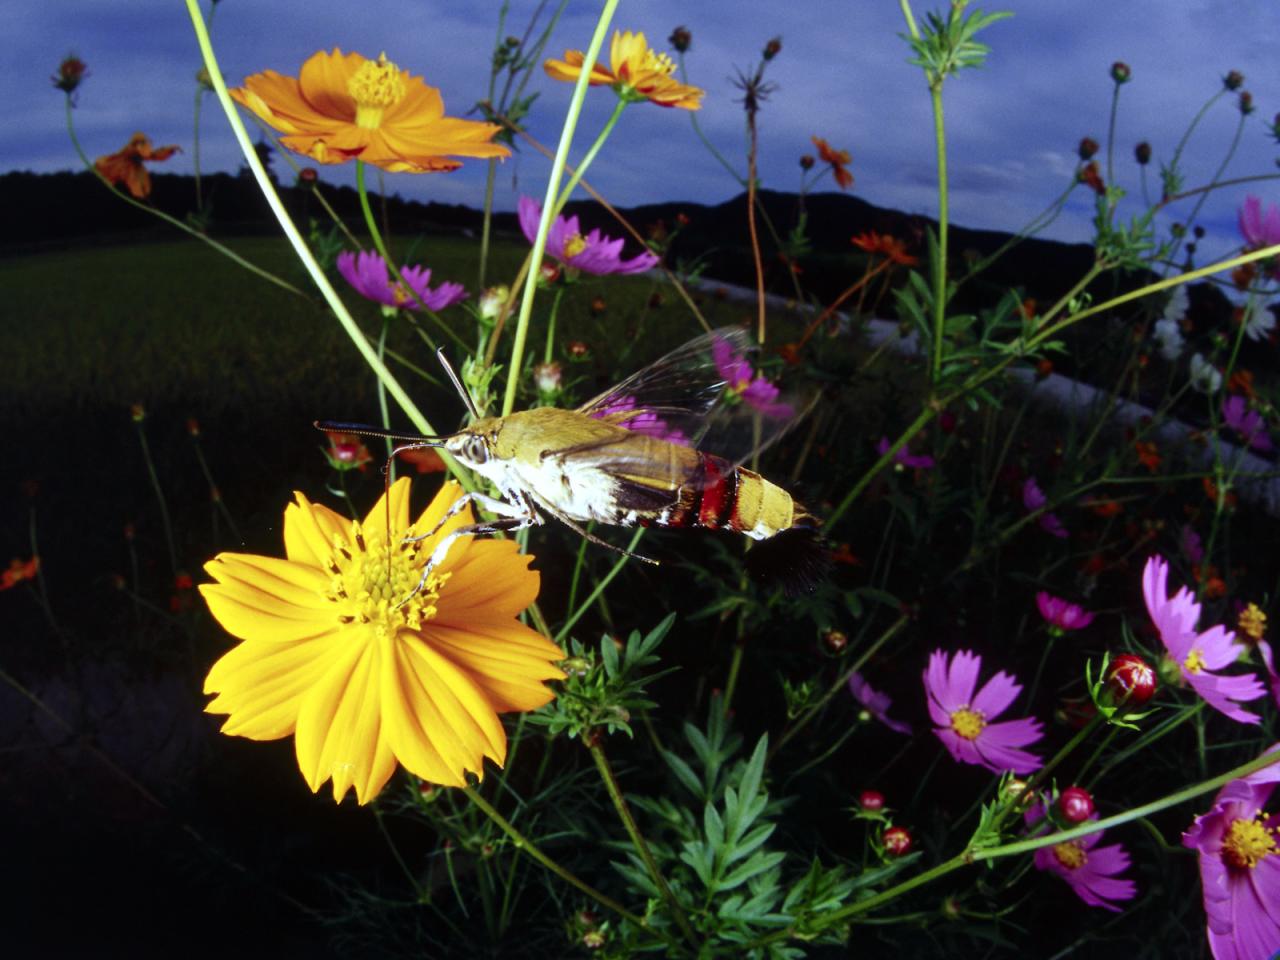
[385, 77, 445, 125]
[437, 539, 539, 619]
[297, 48, 361, 123]
[424, 621, 565, 712]
[361, 475, 413, 539]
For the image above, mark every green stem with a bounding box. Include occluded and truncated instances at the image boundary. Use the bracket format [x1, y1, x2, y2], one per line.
[64, 96, 306, 299]
[588, 740, 700, 949]
[552, 97, 628, 215]
[133, 417, 179, 579]
[1105, 80, 1121, 188]
[461, 785, 660, 937]
[375, 317, 396, 472]
[554, 528, 645, 644]
[478, 158, 497, 289]
[928, 84, 949, 387]
[543, 285, 565, 365]
[184, 1, 474, 492]
[502, 0, 620, 418]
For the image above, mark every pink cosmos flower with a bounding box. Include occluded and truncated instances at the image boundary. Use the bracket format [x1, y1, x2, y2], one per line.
[1025, 800, 1137, 912]
[1222, 395, 1273, 453]
[336, 250, 467, 311]
[1142, 555, 1266, 725]
[589, 396, 689, 446]
[518, 196, 659, 275]
[1023, 477, 1068, 539]
[923, 649, 1043, 775]
[1182, 746, 1280, 960]
[1036, 591, 1095, 632]
[1238, 195, 1280, 252]
[876, 437, 935, 470]
[711, 337, 795, 420]
[849, 671, 912, 735]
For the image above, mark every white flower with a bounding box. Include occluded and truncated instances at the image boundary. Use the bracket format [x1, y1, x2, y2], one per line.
[1162, 286, 1189, 323]
[1189, 353, 1223, 394]
[1241, 301, 1276, 342]
[1153, 317, 1185, 361]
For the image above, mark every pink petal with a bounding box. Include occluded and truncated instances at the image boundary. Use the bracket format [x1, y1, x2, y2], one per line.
[945, 649, 982, 705]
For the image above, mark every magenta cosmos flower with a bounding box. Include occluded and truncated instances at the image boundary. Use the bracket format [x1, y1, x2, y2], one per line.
[923, 649, 1043, 774]
[1222, 395, 1273, 453]
[1022, 477, 1068, 539]
[1238, 195, 1280, 251]
[1182, 746, 1280, 960]
[849, 671, 912, 735]
[712, 337, 795, 420]
[1142, 555, 1266, 725]
[518, 196, 659, 275]
[1025, 800, 1137, 911]
[1036, 591, 1095, 633]
[876, 437, 935, 470]
[337, 250, 467, 311]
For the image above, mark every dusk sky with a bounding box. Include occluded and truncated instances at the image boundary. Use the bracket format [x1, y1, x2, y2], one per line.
[11, 1, 1280, 267]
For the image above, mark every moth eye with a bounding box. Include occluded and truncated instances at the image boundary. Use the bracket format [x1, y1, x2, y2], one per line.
[465, 436, 489, 464]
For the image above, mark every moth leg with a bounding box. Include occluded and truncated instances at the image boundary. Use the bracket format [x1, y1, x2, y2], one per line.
[403, 490, 538, 545]
[530, 494, 660, 566]
[399, 513, 535, 608]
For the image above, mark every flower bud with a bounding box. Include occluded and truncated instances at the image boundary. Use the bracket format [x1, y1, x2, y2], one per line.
[799, 154, 815, 171]
[821, 628, 848, 655]
[1110, 61, 1131, 84]
[186, 418, 201, 437]
[130, 402, 146, 422]
[299, 167, 318, 184]
[763, 36, 782, 61]
[1134, 141, 1152, 165]
[1223, 70, 1245, 91]
[1107, 653, 1156, 705]
[1057, 786, 1095, 824]
[567, 339, 589, 359]
[1077, 136, 1099, 160]
[590, 295, 607, 315]
[1238, 91, 1255, 116]
[478, 285, 510, 321]
[538, 261, 561, 286]
[53, 54, 88, 95]
[534, 361, 563, 395]
[859, 789, 885, 811]
[669, 26, 692, 53]
[582, 930, 605, 950]
[195, 66, 214, 92]
[882, 825, 912, 856]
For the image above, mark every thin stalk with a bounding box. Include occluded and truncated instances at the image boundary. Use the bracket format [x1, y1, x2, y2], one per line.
[63, 97, 306, 299]
[132, 417, 179, 579]
[746, 111, 767, 344]
[375, 317, 396, 472]
[589, 740, 700, 950]
[184, 1, 474, 490]
[502, 0, 620, 418]
[543, 286, 565, 364]
[461, 785, 661, 937]
[554, 528, 645, 644]
[551, 97, 627, 215]
[1105, 79, 1122, 188]
[478, 158, 498, 288]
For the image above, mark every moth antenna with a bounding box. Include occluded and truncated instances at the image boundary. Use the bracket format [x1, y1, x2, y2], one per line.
[436, 347, 483, 420]
[314, 420, 448, 443]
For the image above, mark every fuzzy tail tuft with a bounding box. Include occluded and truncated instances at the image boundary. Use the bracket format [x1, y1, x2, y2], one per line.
[745, 526, 831, 597]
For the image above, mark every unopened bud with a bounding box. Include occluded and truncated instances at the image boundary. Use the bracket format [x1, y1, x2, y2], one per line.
[669, 26, 692, 53]
[534, 361, 563, 395]
[1110, 61, 1131, 84]
[1107, 653, 1156, 705]
[1238, 91, 1255, 116]
[763, 36, 782, 61]
[478, 285, 510, 321]
[53, 54, 89, 95]
[821, 628, 848, 655]
[1134, 141, 1152, 165]
[1223, 70, 1245, 91]
[882, 825, 912, 857]
[859, 789, 885, 811]
[1057, 786, 1095, 824]
[799, 154, 815, 171]
[1077, 136, 1099, 160]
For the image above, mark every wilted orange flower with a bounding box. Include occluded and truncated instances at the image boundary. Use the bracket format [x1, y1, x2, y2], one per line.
[1079, 161, 1105, 195]
[231, 49, 510, 173]
[545, 31, 703, 109]
[850, 231, 918, 266]
[1134, 440, 1161, 472]
[0, 556, 39, 590]
[811, 136, 853, 190]
[94, 133, 180, 199]
[200, 479, 565, 802]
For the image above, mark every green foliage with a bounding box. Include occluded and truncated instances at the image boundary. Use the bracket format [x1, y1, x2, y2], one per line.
[904, 4, 1013, 83]
[530, 614, 677, 740]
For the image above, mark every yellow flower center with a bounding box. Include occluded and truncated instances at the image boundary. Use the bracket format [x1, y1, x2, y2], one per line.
[1239, 603, 1268, 642]
[642, 49, 676, 76]
[1051, 841, 1087, 871]
[348, 52, 407, 130]
[1183, 648, 1206, 674]
[324, 521, 447, 637]
[1222, 814, 1278, 870]
[949, 707, 986, 741]
[563, 233, 588, 259]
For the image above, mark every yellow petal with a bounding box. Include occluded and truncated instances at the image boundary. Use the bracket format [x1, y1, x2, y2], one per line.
[425, 622, 564, 712]
[362, 475, 414, 542]
[206, 552, 330, 604]
[294, 628, 386, 801]
[199, 581, 335, 645]
[438, 540, 539, 619]
[284, 492, 351, 566]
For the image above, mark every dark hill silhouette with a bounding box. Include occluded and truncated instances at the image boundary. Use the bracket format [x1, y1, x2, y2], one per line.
[2, 171, 1226, 326]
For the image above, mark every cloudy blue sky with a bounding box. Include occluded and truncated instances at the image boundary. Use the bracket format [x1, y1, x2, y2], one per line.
[10, 1, 1280, 264]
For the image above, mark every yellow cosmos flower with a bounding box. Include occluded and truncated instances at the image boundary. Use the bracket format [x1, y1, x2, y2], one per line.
[200, 478, 565, 804]
[544, 30, 704, 110]
[230, 48, 511, 173]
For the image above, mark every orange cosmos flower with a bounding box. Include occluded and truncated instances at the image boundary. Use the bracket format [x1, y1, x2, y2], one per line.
[94, 132, 180, 199]
[812, 136, 854, 190]
[544, 30, 703, 109]
[850, 231, 918, 266]
[0, 556, 39, 590]
[231, 49, 510, 173]
[200, 479, 565, 803]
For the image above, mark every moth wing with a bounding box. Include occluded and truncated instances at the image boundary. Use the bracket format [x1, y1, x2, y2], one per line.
[576, 326, 814, 468]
